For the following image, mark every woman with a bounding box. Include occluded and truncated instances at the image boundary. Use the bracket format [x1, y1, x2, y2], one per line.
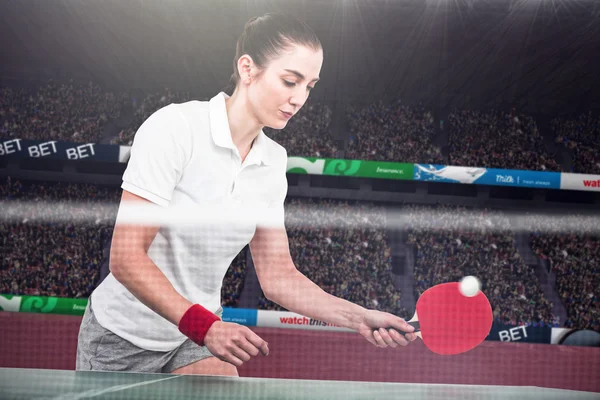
[76, 12, 416, 377]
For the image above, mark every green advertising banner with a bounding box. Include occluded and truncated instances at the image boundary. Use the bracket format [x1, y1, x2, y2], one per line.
[286, 157, 414, 180]
[0, 294, 87, 316]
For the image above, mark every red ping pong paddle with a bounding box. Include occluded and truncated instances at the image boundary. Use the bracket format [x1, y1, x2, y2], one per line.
[378, 282, 493, 355]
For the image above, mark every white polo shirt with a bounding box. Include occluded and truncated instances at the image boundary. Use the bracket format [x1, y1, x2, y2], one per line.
[91, 92, 288, 351]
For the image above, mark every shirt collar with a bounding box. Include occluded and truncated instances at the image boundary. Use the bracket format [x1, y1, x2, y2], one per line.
[209, 92, 271, 166]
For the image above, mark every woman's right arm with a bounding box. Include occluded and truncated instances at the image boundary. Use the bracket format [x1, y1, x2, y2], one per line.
[109, 190, 193, 326]
[110, 189, 269, 366]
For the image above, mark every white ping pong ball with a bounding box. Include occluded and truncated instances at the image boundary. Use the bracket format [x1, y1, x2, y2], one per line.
[459, 276, 481, 297]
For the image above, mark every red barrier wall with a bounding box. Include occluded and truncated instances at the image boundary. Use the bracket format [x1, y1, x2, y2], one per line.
[1, 312, 598, 393]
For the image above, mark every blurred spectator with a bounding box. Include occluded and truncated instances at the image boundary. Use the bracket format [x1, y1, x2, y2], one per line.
[448, 108, 562, 172]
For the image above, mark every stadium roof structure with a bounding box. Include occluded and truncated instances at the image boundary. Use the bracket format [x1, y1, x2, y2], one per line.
[1, 0, 599, 116]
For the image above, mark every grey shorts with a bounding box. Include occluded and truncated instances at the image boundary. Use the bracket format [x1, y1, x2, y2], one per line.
[76, 298, 222, 373]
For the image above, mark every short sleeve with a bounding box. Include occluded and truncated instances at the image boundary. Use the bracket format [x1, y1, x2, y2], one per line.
[121, 104, 191, 207]
[270, 147, 288, 228]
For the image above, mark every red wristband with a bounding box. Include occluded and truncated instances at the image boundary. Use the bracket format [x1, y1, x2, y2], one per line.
[178, 304, 221, 346]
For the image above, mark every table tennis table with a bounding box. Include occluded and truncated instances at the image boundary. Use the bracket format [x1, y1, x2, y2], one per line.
[1, 368, 598, 400]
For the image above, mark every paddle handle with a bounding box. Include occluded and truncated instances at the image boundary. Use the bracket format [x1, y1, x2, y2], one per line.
[374, 320, 420, 335]
[407, 321, 420, 332]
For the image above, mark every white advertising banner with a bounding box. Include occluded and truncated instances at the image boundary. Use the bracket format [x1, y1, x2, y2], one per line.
[560, 173, 600, 192]
[256, 310, 353, 332]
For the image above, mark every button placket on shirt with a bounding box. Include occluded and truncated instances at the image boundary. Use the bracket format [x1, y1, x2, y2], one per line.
[230, 151, 245, 204]
[230, 146, 260, 203]
[230, 152, 238, 197]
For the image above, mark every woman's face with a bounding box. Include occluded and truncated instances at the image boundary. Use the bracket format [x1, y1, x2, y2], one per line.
[247, 44, 323, 130]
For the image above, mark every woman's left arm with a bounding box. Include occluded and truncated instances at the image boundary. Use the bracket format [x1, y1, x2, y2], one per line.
[249, 227, 417, 348]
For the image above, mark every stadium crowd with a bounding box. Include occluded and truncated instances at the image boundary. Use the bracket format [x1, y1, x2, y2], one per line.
[1, 178, 598, 330]
[257, 198, 407, 319]
[527, 213, 599, 331]
[448, 108, 563, 172]
[406, 204, 556, 327]
[345, 100, 444, 164]
[0, 177, 119, 298]
[110, 90, 337, 159]
[0, 177, 252, 303]
[553, 111, 600, 175]
[0, 81, 128, 144]
[0, 179, 405, 318]
[0, 79, 598, 331]
[3, 80, 600, 178]
[221, 248, 248, 308]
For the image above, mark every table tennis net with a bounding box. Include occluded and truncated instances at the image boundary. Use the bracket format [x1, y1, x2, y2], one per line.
[0, 197, 598, 392]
